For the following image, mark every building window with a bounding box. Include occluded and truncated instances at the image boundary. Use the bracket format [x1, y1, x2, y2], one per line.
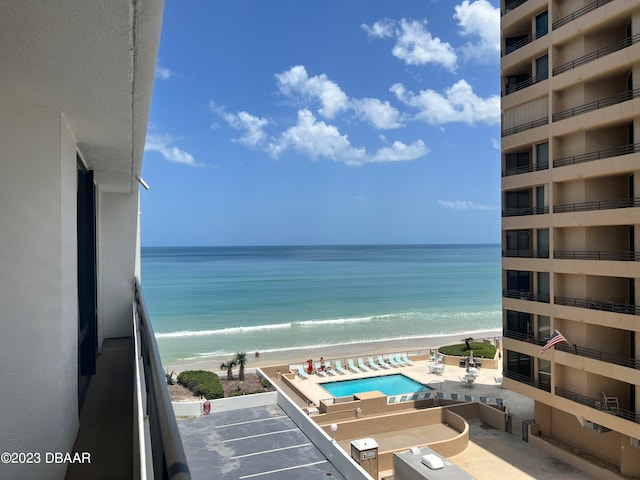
[507, 310, 533, 338]
[536, 54, 548, 81]
[538, 359, 551, 388]
[537, 315, 550, 341]
[537, 272, 550, 303]
[537, 229, 549, 258]
[536, 11, 548, 38]
[506, 229, 531, 255]
[507, 350, 533, 378]
[536, 142, 549, 170]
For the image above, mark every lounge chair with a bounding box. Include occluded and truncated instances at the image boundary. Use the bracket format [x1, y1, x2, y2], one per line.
[395, 353, 408, 366]
[450, 393, 460, 400]
[387, 355, 401, 367]
[347, 359, 360, 373]
[464, 395, 474, 402]
[480, 396, 489, 404]
[377, 355, 391, 368]
[325, 360, 337, 375]
[297, 367, 309, 379]
[367, 356, 381, 370]
[436, 392, 448, 399]
[334, 360, 348, 375]
[357, 358, 370, 371]
[315, 362, 326, 376]
[401, 353, 414, 366]
[494, 376, 503, 387]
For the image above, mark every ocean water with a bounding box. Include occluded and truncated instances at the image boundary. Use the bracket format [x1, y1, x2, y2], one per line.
[141, 244, 501, 364]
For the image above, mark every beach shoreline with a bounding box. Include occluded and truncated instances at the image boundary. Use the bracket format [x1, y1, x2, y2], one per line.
[162, 329, 502, 373]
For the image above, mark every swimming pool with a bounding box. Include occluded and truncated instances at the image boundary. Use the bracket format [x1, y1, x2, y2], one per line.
[320, 374, 430, 397]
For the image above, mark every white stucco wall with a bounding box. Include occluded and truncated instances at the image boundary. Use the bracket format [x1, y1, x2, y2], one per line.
[0, 93, 79, 480]
[98, 190, 139, 340]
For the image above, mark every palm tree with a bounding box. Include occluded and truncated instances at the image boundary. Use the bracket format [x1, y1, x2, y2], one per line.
[221, 360, 236, 381]
[235, 352, 247, 381]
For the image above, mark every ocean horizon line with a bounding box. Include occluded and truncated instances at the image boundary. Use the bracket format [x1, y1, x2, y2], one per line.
[141, 242, 501, 250]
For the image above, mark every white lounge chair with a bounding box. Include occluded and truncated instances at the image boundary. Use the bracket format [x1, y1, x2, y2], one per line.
[377, 355, 391, 368]
[367, 356, 381, 370]
[334, 360, 348, 375]
[347, 359, 361, 373]
[395, 353, 408, 366]
[401, 353, 414, 366]
[450, 393, 460, 400]
[357, 358, 370, 371]
[464, 395, 474, 402]
[315, 362, 326, 376]
[297, 367, 309, 379]
[387, 355, 401, 367]
[325, 360, 337, 375]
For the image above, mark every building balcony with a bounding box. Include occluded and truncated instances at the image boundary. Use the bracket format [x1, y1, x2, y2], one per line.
[555, 387, 640, 424]
[67, 281, 191, 479]
[502, 161, 548, 177]
[554, 295, 640, 316]
[504, 330, 640, 370]
[553, 88, 640, 123]
[502, 0, 528, 16]
[503, 370, 551, 393]
[502, 28, 548, 57]
[503, 249, 549, 258]
[502, 116, 548, 137]
[554, 250, 640, 261]
[553, 196, 640, 214]
[552, 0, 613, 30]
[503, 289, 550, 303]
[552, 143, 640, 168]
[502, 205, 549, 217]
[553, 33, 640, 76]
[502, 73, 547, 97]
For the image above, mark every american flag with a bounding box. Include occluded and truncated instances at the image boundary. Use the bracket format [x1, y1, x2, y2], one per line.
[540, 330, 567, 354]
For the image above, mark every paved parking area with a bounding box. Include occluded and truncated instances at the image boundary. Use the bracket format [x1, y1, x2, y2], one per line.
[177, 404, 346, 480]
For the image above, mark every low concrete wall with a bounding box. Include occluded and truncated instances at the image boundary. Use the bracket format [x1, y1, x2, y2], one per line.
[172, 391, 278, 417]
[428, 409, 469, 458]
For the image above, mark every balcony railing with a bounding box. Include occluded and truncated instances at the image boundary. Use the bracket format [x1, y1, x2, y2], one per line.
[552, 0, 613, 30]
[503, 249, 549, 258]
[504, 290, 550, 303]
[502, 73, 547, 96]
[502, 117, 548, 137]
[502, 0, 528, 16]
[555, 295, 640, 316]
[502, 205, 549, 217]
[553, 88, 640, 122]
[553, 196, 640, 213]
[555, 387, 640, 424]
[134, 279, 191, 480]
[505, 329, 640, 370]
[553, 143, 640, 168]
[554, 250, 640, 261]
[502, 28, 548, 57]
[554, 33, 640, 76]
[502, 161, 548, 177]
[504, 370, 551, 392]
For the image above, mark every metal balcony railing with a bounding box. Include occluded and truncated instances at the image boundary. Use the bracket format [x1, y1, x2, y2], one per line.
[503, 249, 549, 258]
[502, 73, 548, 96]
[505, 329, 640, 370]
[503, 370, 551, 392]
[502, 205, 549, 217]
[555, 295, 640, 316]
[555, 387, 640, 424]
[553, 88, 640, 122]
[553, 0, 613, 30]
[502, 0, 528, 16]
[502, 28, 548, 57]
[554, 250, 640, 261]
[502, 117, 548, 137]
[553, 143, 640, 168]
[504, 290, 550, 303]
[502, 161, 548, 177]
[553, 196, 640, 213]
[554, 33, 640, 76]
[134, 279, 191, 480]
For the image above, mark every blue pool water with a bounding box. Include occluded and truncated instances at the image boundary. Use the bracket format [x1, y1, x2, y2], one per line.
[320, 374, 430, 397]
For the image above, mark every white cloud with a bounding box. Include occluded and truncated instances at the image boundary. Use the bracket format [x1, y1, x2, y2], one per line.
[393, 19, 457, 71]
[155, 65, 175, 80]
[491, 138, 501, 150]
[145, 133, 201, 166]
[351, 98, 404, 129]
[391, 80, 500, 125]
[275, 66, 348, 119]
[223, 111, 269, 148]
[363, 18, 457, 71]
[361, 18, 395, 38]
[438, 200, 497, 210]
[267, 109, 427, 167]
[454, 0, 500, 64]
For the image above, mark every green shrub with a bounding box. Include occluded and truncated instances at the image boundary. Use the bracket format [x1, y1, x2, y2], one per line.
[438, 341, 497, 358]
[176, 370, 224, 400]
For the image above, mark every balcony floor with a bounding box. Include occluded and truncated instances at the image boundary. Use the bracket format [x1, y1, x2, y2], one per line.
[65, 338, 133, 480]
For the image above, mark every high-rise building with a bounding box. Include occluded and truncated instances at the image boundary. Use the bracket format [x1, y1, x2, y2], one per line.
[501, 0, 640, 475]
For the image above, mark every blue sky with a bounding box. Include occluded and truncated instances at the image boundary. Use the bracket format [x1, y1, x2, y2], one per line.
[141, 0, 501, 246]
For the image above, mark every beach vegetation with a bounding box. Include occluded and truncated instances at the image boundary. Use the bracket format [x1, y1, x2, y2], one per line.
[165, 370, 175, 385]
[220, 360, 236, 380]
[176, 370, 224, 400]
[439, 341, 497, 359]
[234, 351, 248, 380]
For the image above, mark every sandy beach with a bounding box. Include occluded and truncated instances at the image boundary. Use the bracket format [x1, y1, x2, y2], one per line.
[162, 329, 502, 373]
